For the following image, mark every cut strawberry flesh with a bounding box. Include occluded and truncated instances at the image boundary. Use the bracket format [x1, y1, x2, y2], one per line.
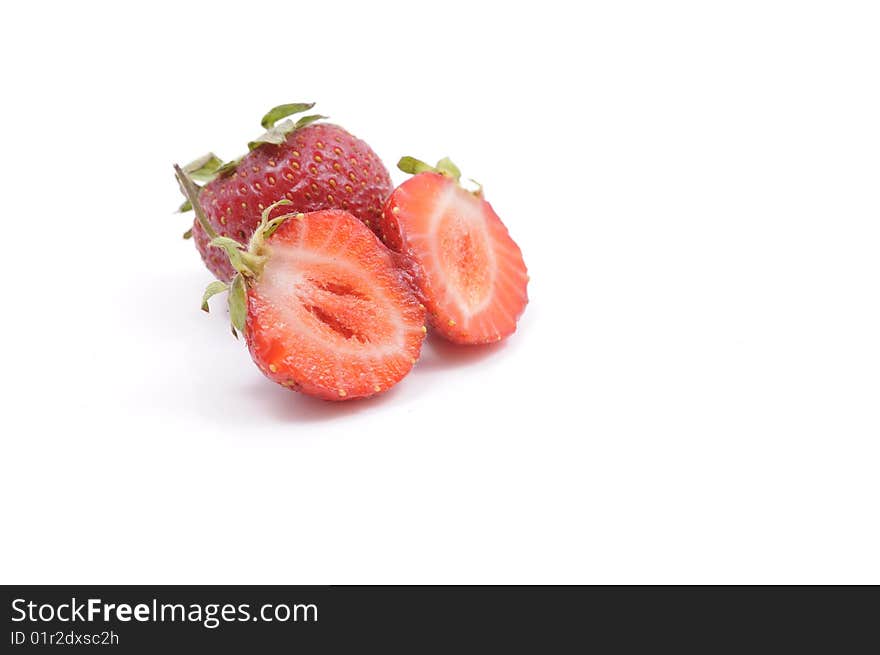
[245, 210, 425, 400]
[382, 173, 528, 344]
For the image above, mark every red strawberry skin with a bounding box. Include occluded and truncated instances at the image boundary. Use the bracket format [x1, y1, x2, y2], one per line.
[380, 172, 528, 345]
[193, 123, 392, 282]
[244, 209, 426, 400]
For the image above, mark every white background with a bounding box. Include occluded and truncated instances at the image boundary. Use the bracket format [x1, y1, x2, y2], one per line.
[1, 1, 878, 584]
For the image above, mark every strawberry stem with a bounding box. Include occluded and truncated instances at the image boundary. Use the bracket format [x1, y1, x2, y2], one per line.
[175, 165, 301, 341]
[173, 164, 219, 241]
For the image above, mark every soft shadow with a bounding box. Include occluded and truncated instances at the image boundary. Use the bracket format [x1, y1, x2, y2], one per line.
[129, 271, 512, 425]
[116, 268, 217, 340]
[239, 378, 404, 424]
[415, 336, 509, 372]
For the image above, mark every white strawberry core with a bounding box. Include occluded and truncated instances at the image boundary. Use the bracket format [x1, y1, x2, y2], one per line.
[258, 246, 410, 357]
[428, 185, 497, 321]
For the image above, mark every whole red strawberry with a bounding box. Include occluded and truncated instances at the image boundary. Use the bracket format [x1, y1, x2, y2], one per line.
[178, 103, 392, 282]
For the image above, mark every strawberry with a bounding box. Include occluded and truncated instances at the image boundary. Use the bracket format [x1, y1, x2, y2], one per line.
[174, 165, 425, 401]
[380, 157, 528, 345]
[178, 103, 392, 282]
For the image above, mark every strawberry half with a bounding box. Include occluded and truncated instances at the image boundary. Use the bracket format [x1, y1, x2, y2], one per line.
[380, 157, 528, 344]
[177, 102, 392, 282]
[175, 165, 425, 401]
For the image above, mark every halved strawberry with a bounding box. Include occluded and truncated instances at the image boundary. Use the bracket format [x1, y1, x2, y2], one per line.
[175, 165, 425, 401]
[380, 157, 528, 344]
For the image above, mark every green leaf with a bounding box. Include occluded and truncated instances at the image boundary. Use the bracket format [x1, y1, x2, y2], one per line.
[215, 156, 242, 177]
[246, 199, 297, 253]
[435, 157, 462, 181]
[228, 274, 247, 334]
[248, 120, 294, 151]
[397, 156, 436, 175]
[210, 236, 245, 249]
[260, 103, 315, 129]
[183, 153, 224, 183]
[249, 113, 326, 151]
[177, 198, 193, 213]
[209, 236, 248, 273]
[260, 198, 294, 224]
[293, 114, 327, 130]
[182, 227, 193, 240]
[201, 281, 229, 312]
[262, 213, 297, 241]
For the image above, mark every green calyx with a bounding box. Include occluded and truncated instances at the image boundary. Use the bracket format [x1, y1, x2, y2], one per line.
[260, 103, 315, 129]
[184, 152, 225, 182]
[173, 164, 303, 337]
[397, 156, 483, 196]
[201, 280, 229, 312]
[174, 102, 326, 219]
[248, 102, 327, 151]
